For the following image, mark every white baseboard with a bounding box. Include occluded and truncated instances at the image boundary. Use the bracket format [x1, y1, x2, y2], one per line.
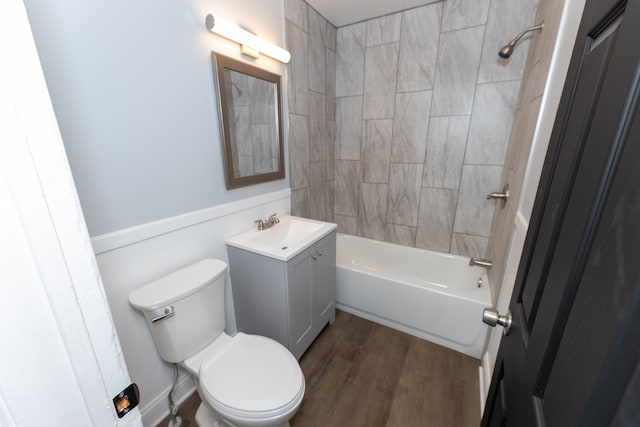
[143, 373, 197, 427]
[478, 351, 492, 415]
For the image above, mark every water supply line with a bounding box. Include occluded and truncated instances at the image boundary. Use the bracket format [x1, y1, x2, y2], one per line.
[168, 363, 182, 427]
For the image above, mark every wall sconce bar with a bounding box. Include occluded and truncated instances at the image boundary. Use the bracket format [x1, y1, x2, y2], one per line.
[205, 14, 291, 64]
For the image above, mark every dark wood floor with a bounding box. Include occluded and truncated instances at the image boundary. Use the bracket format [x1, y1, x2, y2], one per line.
[159, 310, 481, 426]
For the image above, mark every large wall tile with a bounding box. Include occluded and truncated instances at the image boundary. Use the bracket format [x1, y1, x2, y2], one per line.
[362, 119, 393, 183]
[441, 0, 491, 32]
[308, 8, 327, 94]
[415, 188, 457, 252]
[334, 160, 360, 216]
[397, 3, 442, 92]
[477, 0, 539, 83]
[286, 20, 309, 115]
[336, 23, 366, 97]
[358, 183, 389, 240]
[336, 96, 363, 160]
[391, 91, 432, 163]
[326, 23, 337, 50]
[386, 163, 423, 226]
[289, 114, 310, 190]
[366, 13, 402, 47]
[453, 165, 502, 236]
[325, 120, 336, 179]
[291, 187, 311, 218]
[325, 179, 335, 222]
[335, 214, 357, 234]
[284, 0, 308, 32]
[310, 161, 328, 220]
[487, 204, 515, 285]
[423, 115, 470, 189]
[325, 48, 336, 120]
[309, 91, 326, 162]
[384, 224, 416, 247]
[451, 233, 489, 258]
[363, 43, 399, 119]
[465, 81, 520, 165]
[432, 25, 485, 116]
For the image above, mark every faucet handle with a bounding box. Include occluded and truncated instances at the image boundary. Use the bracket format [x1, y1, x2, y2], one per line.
[269, 213, 280, 223]
[255, 219, 265, 230]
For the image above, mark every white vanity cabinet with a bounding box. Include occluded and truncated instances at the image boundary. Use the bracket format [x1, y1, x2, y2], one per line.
[227, 231, 336, 359]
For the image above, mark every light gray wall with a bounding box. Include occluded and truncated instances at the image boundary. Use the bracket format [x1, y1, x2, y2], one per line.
[24, 0, 289, 236]
[324, 0, 538, 258]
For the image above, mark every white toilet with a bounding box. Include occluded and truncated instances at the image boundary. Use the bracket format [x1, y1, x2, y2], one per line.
[129, 259, 305, 427]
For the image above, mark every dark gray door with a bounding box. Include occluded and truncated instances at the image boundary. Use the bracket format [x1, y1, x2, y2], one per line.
[482, 0, 640, 425]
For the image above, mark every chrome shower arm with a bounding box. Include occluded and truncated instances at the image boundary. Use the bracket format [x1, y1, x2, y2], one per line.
[499, 22, 544, 58]
[509, 23, 544, 47]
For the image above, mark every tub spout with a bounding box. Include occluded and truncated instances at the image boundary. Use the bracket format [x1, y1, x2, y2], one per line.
[469, 258, 493, 269]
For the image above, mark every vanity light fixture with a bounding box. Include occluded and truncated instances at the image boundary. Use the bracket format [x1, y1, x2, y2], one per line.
[205, 14, 291, 64]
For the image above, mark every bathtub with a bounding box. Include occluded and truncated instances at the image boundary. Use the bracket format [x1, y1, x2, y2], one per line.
[336, 233, 492, 358]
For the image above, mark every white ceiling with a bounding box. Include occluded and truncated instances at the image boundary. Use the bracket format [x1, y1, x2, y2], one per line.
[306, 0, 440, 27]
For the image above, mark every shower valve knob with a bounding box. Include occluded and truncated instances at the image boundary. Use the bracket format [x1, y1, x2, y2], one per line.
[486, 184, 510, 208]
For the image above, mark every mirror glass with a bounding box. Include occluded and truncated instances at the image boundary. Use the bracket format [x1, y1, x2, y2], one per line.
[212, 53, 285, 189]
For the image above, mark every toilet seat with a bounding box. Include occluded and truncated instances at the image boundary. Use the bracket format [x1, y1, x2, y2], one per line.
[198, 333, 305, 421]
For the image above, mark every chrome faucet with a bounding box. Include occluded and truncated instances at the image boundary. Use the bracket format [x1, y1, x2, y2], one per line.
[469, 258, 493, 269]
[255, 213, 280, 231]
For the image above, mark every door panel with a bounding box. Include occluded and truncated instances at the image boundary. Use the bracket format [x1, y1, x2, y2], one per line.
[519, 25, 616, 326]
[483, 0, 640, 425]
[544, 87, 640, 426]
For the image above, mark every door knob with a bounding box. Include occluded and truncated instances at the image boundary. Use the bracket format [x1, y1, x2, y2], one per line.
[482, 308, 512, 335]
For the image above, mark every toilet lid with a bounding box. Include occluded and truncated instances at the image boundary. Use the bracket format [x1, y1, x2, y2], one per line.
[199, 333, 304, 417]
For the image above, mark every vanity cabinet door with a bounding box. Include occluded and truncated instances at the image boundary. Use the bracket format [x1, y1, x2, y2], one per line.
[228, 229, 337, 360]
[314, 233, 336, 328]
[286, 246, 315, 359]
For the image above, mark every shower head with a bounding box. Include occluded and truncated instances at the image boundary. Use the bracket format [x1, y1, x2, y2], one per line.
[498, 23, 544, 59]
[498, 43, 516, 59]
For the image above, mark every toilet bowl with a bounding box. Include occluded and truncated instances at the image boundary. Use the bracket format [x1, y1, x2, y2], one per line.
[183, 333, 304, 427]
[128, 259, 305, 427]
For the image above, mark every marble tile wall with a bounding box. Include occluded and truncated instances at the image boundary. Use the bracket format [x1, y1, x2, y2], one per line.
[486, 0, 566, 299]
[332, 0, 538, 258]
[286, 0, 538, 259]
[285, 0, 336, 221]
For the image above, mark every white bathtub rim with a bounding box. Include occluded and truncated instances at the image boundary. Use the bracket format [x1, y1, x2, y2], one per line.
[336, 233, 490, 298]
[337, 232, 474, 263]
[337, 262, 492, 306]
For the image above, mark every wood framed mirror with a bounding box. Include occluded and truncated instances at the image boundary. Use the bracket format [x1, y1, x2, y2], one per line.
[211, 53, 285, 189]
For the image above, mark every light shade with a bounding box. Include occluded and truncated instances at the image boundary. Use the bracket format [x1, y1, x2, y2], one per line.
[206, 14, 291, 64]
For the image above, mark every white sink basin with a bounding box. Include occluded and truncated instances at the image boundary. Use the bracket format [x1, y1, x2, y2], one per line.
[226, 215, 337, 261]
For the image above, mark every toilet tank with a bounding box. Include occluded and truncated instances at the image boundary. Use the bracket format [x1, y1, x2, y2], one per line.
[129, 259, 227, 363]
